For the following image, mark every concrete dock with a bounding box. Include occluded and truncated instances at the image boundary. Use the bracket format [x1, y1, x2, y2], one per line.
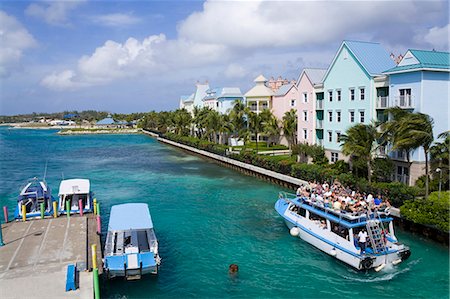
[0, 214, 102, 299]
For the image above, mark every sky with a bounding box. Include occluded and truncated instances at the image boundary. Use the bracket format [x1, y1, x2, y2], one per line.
[0, 0, 449, 115]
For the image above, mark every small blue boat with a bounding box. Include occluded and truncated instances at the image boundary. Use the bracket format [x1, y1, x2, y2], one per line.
[14, 177, 55, 219]
[58, 179, 94, 214]
[104, 203, 161, 279]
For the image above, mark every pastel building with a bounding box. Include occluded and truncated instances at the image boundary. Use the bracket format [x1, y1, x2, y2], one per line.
[271, 83, 298, 121]
[179, 81, 210, 115]
[245, 75, 274, 114]
[296, 68, 327, 145]
[202, 87, 245, 114]
[382, 49, 450, 184]
[318, 40, 395, 162]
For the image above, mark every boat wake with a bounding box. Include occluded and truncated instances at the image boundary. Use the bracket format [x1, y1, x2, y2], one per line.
[343, 258, 421, 282]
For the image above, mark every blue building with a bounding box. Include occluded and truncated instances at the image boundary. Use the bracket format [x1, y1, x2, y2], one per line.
[318, 40, 395, 162]
[202, 87, 244, 114]
[383, 49, 450, 184]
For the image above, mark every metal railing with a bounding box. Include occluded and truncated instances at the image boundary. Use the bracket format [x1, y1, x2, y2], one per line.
[392, 174, 410, 185]
[376, 96, 389, 109]
[316, 120, 323, 129]
[316, 100, 323, 109]
[395, 95, 414, 108]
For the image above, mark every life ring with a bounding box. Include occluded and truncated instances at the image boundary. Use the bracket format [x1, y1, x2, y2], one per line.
[360, 257, 373, 270]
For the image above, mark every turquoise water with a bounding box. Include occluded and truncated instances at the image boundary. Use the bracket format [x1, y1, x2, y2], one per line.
[0, 128, 448, 298]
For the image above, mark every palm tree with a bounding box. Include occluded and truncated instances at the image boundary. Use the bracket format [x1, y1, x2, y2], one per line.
[205, 109, 221, 143]
[393, 113, 434, 197]
[172, 109, 192, 135]
[282, 109, 297, 150]
[229, 100, 247, 138]
[247, 111, 264, 152]
[430, 131, 449, 190]
[218, 114, 233, 144]
[340, 123, 380, 184]
[380, 107, 414, 161]
[263, 113, 281, 147]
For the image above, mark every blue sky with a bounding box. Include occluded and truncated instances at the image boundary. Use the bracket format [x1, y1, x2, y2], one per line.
[1, 0, 449, 115]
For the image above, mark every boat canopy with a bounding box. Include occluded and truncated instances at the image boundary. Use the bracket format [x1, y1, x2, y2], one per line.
[58, 179, 90, 195]
[108, 203, 154, 231]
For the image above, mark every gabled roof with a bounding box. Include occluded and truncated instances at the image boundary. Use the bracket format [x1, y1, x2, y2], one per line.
[202, 87, 243, 101]
[96, 117, 115, 125]
[323, 40, 395, 81]
[245, 75, 274, 97]
[297, 68, 327, 86]
[273, 83, 296, 96]
[383, 49, 450, 74]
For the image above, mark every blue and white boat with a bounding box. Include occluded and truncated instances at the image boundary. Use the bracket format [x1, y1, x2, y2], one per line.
[104, 203, 161, 279]
[275, 192, 411, 271]
[58, 179, 93, 214]
[14, 177, 55, 219]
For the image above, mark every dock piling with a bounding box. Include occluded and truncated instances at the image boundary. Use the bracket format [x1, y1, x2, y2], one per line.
[91, 244, 97, 269]
[78, 200, 83, 217]
[3, 206, 8, 223]
[40, 203, 45, 219]
[21, 205, 26, 222]
[93, 198, 97, 215]
[93, 268, 100, 299]
[96, 215, 101, 235]
[66, 201, 70, 218]
[0, 223, 4, 246]
[53, 201, 58, 218]
[96, 203, 100, 216]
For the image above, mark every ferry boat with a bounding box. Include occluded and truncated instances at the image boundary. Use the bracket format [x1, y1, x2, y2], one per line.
[58, 179, 93, 214]
[275, 192, 411, 271]
[104, 203, 161, 279]
[14, 177, 55, 219]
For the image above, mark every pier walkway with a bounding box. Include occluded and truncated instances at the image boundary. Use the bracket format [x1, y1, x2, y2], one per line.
[0, 214, 101, 299]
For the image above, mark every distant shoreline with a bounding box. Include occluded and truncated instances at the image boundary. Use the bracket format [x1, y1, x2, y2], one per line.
[58, 128, 141, 135]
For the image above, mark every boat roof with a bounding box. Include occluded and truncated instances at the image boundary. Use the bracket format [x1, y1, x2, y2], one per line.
[108, 203, 154, 231]
[58, 179, 90, 195]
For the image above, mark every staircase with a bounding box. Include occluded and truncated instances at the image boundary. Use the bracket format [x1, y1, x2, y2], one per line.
[366, 219, 387, 254]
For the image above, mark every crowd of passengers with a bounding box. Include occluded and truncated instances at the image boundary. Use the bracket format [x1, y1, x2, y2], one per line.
[295, 179, 391, 215]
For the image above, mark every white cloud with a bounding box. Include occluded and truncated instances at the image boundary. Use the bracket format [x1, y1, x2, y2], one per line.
[224, 63, 247, 79]
[25, 0, 85, 26]
[0, 11, 37, 77]
[89, 13, 141, 27]
[421, 24, 450, 50]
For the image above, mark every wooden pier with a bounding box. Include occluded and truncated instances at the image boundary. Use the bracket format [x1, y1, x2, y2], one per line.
[0, 213, 102, 298]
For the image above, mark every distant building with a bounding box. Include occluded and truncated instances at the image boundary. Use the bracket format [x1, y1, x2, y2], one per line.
[202, 87, 244, 114]
[244, 75, 274, 114]
[179, 81, 210, 115]
[96, 115, 117, 127]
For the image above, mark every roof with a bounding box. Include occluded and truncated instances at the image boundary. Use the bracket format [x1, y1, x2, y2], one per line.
[384, 49, 450, 74]
[298, 68, 327, 86]
[323, 41, 395, 81]
[193, 83, 210, 106]
[203, 87, 243, 101]
[96, 117, 115, 125]
[59, 179, 90, 195]
[274, 83, 295, 96]
[108, 203, 154, 231]
[245, 75, 274, 97]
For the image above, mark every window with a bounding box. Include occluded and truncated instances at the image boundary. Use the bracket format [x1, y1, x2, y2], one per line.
[261, 101, 268, 110]
[337, 90, 341, 101]
[328, 131, 333, 142]
[360, 88, 365, 100]
[360, 110, 365, 123]
[331, 152, 339, 163]
[291, 99, 296, 107]
[328, 111, 333, 122]
[303, 111, 308, 122]
[350, 88, 355, 101]
[303, 93, 308, 103]
[336, 132, 341, 143]
[303, 129, 308, 140]
[328, 90, 333, 102]
[250, 102, 257, 110]
[349, 110, 355, 123]
[337, 111, 341, 122]
[216, 102, 219, 108]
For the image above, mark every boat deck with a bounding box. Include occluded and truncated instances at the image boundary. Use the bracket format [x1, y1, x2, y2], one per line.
[0, 214, 102, 298]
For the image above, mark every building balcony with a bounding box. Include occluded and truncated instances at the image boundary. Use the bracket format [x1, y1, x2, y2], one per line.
[376, 96, 389, 109]
[317, 139, 323, 146]
[391, 150, 409, 161]
[392, 174, 410, 185]
[394, 95, 414, 109]
[316, 100, 323, 110]
[375, 146, 387, 158]
[316, 120, 323, 129]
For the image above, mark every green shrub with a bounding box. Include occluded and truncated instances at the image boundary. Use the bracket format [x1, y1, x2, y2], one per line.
[400, 191, 450, 232]
[291, 163, 338, 183]
[372, 157, 394, 182]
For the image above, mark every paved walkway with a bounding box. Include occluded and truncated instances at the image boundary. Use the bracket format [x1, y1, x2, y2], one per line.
[0, 216, 98, 298]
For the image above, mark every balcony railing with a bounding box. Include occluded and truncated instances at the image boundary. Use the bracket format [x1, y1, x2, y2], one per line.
[395, 95, 414, 109]
[376, 96, 389, 109]
[392, 174, 410, 185]
[375, 146, 387, 157]
[316, 120, 323, 129]
[317, 139, 323, 146]
[316, 100, 323, 110]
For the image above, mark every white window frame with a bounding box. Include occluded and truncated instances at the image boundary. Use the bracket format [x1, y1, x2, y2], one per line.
[336, 110, 341, 123]
[303, 129, 308, 140]
[328, 90, 333, 102]
[336, 131, 341, 143]
[359, 110, 365, 123]
[328, 110, 333, 122]
[337, 89, 341, 101]
[349, 110, 355, 123]
[291, 99, 296, 107]
[331, 152, 339, 163]
[303, 92, 308, 103]
[359, 87, 365, 100]
[328, 130, 333, 142]
[303, 110, 308, 122]
[349, 88, 355, 101]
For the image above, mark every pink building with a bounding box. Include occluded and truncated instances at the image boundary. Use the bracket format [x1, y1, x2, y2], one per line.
[271, 83, 299, 121]
[296, 68, 327, 145]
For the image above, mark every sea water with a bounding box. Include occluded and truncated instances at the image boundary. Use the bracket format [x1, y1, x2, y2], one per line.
[0, 128, 448, 298]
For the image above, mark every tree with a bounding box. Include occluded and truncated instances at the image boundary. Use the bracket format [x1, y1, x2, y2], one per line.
[172, 109, 192, 136]
[263, 113, 281, 147]
[205, 109, 221, 143]
[229, 100, 247, 138]
[282, 109, 297, 150]
[247, 111, 264, 152]
[393, 113, 434, 198]
[430, 131, 449, 191]
[340, 123, 380, 184]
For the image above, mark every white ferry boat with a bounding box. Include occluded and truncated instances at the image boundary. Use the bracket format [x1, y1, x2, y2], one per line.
[104, 203, 161, 279]
[275, 192, 411, 271]
[58, 179, 93, 214]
